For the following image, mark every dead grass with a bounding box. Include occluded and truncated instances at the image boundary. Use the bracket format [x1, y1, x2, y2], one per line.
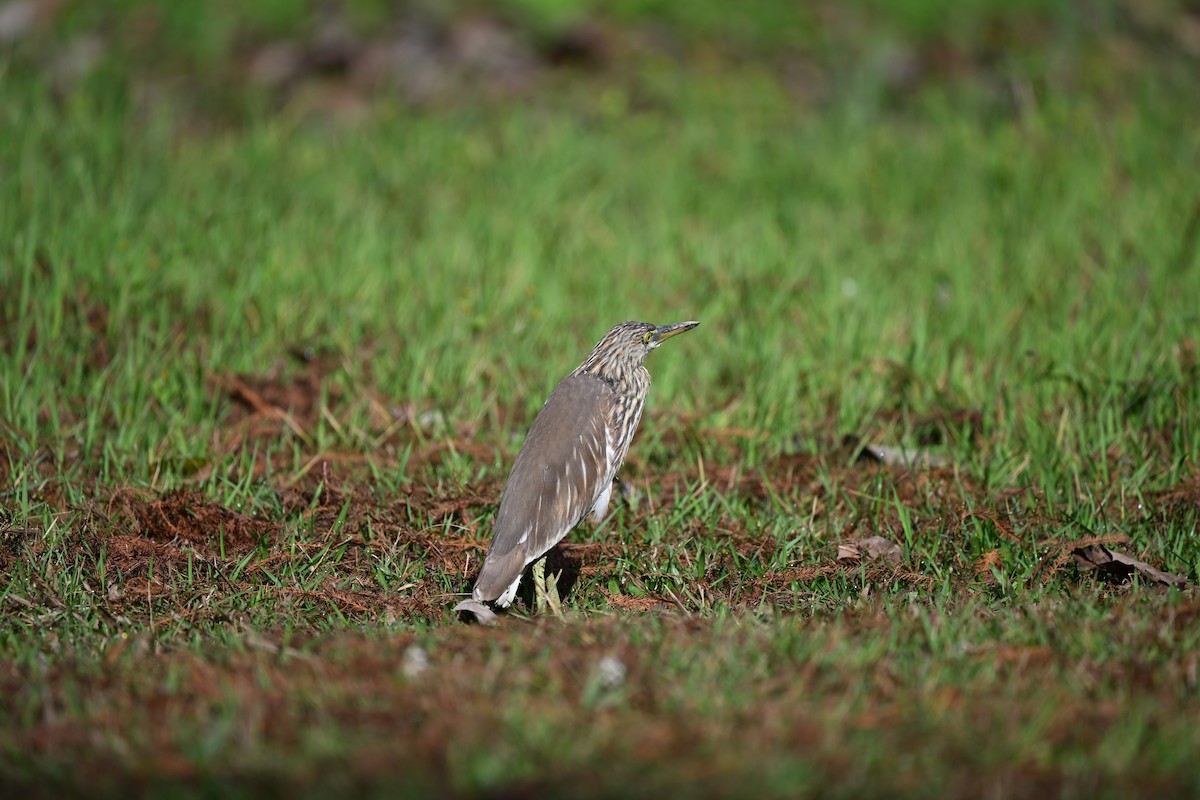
[9, 426, 1189, 637]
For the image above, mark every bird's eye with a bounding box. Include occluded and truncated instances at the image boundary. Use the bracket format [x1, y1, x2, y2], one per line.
[643, 330, 654, 344]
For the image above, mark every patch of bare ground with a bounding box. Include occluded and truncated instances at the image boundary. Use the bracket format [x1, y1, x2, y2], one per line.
[54, 486, 481, 624]
[103, 487, 276, 556]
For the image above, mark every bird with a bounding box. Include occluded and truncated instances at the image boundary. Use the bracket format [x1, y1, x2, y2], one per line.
[455, 320, 699, 623]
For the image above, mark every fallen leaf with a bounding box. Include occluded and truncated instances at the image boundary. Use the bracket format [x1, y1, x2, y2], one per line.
[837, 536, 902, 565]
[1071, 543, 1191, 589]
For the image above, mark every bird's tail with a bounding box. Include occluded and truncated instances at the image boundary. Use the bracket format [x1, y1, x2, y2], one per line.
[471, 549, 526, 606]
[453, 598, 499, 625]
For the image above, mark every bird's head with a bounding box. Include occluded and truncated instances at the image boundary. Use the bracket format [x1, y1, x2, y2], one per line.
[578, 320, 700, 377]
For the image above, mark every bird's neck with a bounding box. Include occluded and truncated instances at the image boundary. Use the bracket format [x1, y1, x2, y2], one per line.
[572, 359, 649, 395]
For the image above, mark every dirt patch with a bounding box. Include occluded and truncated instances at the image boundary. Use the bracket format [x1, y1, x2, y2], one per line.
[208, 352, 343, 450]
[0, 524, 42, 573]
[401, 480, 500, 526]
[104, 488, 276, 556]
[63, 483, 499, 623]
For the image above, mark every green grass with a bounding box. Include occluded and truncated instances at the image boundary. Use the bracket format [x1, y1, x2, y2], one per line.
[3, 1, 1200, 796]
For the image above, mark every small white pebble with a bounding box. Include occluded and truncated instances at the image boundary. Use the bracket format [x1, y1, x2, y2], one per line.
[596, 655, 626, 689]
[402, 645, 429, 678]
[417, 410, 446, 431]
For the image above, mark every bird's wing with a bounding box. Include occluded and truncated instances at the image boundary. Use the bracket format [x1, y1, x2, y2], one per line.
[472, 374, 614, 603]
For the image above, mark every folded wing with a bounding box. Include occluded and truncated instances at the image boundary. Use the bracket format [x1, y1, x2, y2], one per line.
[472, 374, 614, 604]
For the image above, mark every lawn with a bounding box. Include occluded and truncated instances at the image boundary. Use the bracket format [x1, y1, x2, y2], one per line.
[2, 1, 1200, 796]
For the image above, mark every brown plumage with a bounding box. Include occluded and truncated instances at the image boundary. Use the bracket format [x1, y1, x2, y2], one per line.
[461, 320, 699, 611]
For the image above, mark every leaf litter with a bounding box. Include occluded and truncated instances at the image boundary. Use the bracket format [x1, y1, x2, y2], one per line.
[1070, 542, 1191, 589]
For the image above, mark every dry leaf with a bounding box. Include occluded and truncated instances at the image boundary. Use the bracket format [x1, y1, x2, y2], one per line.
[1071, 544, 1191, 589]
[837, 536, 902, 565]
[973, 549, 1003, 581]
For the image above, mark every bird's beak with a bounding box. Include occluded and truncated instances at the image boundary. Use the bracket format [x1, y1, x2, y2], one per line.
[650, 321, 700, 346]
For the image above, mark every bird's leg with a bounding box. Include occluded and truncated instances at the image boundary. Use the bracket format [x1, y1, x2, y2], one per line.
[533, 557, 547, 613]
[532, 556, 564, 618]
[544, 566, 564, 619]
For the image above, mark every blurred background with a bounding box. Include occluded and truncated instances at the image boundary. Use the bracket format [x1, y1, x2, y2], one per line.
[3, 0, 1199, 447]
[4, 0, 1198, 115]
